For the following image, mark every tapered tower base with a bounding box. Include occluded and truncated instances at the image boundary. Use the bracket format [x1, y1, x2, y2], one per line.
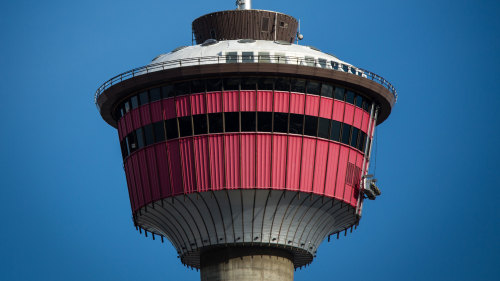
[200, 247, 294, 281]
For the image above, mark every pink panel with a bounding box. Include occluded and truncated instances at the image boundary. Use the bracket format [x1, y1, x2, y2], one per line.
[124, 160, 137, 211]
[361, 111, 370, 133]
[353, 107, 363, 129]
[256, 134, 271, 188]
[241, 134, 256, 188]
[179, 138, 196, 194]
[118, 118, 124, 140]
[324, 143, 340, 197]
[286, 136, 301, 191]
[313, 140, 328, 195]
[209, 135, 224, 190]
[344, 104, 355, 126]
[319, 97, 333, 119]
[161, 99, 176, 120]
[207, 92, 223, 113]
[138, 151, 152, 205]
[289, 93, 305, 114]
[190, 93, 206, 115]
[223, 91, 239, 112]
[167, 140, 183, 196]
[150, 101, 163, 123]
[240, 91, 256, 111]
[193, 136, 210, 192]
[131, 154, 144, 208]
[335, 146, 349, 201]
[176, 96, 191, 117]
[124, 114, 133, 136]
[140, 106, 152, 127]
[154, 143, 172, 198]
[332, 101, 345, 122]
[347, 149, 360, 206]
[273, 91, 289, 113]
[224, 134, 240, 188]
[305, 95, 320, 116]
[299, 138, 315, 193]
[145, 146, 161, 202]
[271, 135, 287, 188]
[131, 109, 141, 129]
[257, 90, 273, 111]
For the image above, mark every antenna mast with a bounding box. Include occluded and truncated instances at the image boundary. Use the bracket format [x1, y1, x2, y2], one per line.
[236, 0, 251, 10]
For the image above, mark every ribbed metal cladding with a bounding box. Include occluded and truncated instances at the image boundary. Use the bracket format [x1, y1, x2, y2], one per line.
[136, 190, 357, 268]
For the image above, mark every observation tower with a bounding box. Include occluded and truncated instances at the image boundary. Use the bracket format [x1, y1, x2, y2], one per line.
[95, 1, 396, 280]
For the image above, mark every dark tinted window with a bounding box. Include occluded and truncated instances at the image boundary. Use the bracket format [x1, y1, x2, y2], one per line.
[341, 124, 351, 145]
[241, 112, 256, 131]
[144, 124, 154, 146]
[224, 112, 239, 132]
[318, 118, 330, 138]
[174, 82, 190, 96]
[124, 100, 130, 112]
[321, 83, 333, 98]
[346, 91, 355, 104]
[330, 120, 341, 141]
[139, 91, 149, 106]
[162, 85, 175, 98]
[304, 116, 318, 136]
[242, 52, 254, 63]
[130, 96, 139, 109]
[206, 78, 222, 92]
[350, 127, 359, 148]
[362, 100, 371, 112]
[150, 88, 162, 102]
[241, 77, 258, 90]
[193, 114, 208, 135]
[289, 114, 303, 134]
[291, 79, 306, 93]
[223, 78, 240, 91]
[275, 78, 290, 92]
[208, 113, 223, 133]
[257, 112, 272, 132]
[306, 81, 320, 95]
[120, 140, 128, 158]
[273, 112, 288, 133]
[358, 132, 367, 151]
[120, 107, 125, 118]
[334, 87, 345, 100]
[355, 95, 363, 107]
[136, 128, 144, 148]
[191, 80, 205, 93]
[165, 119, 178, 140]
[153, 121, 166, 142]
[127, 131, 138, 153]
[178, 116, 193, 137]
[258, 77, 274, 90]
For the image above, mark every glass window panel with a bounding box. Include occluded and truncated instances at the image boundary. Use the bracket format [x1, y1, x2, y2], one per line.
[193, 114, 208, 135]
[224, 112, 240, 132]
[330, 121, 341, 141]
[206, 78, 222, 92]
[318, 118, 330, 139]
[150, 87, 162, 102]
[289, 114, 303, 134]
[273, 112, 288, 133]
[124, 100, 130, 113]
[241, 77, 258, 90]
[321, 83, 333, 98]
[346, 91, 355, 104]
[275, 53, 286, 64]
[208, 113, 223, 133]
[358, 132, 366, 151]
[124, 137, 131, 155]
[242, 52, 254, 63]
[120, 107, 125, 118]
[178, 116, 193, 137]
[144, 124, 154, 146]
[257, 112, 272, 132]
[130, 96, 139, 109]
[331, 61, 339, 70]
[306, 81, 321, 95]
[258, 52, 271, 63]
[291, 79, 306, 93]
[174, 82, 190, 96]
[128, 131, 138, 153]
[139, 91, 149, 106]
[136, 128, 144, 148]
[304, 116, 318, 136]
[162, 84, 175, 98]
[166, 119, 178, 140]
[351, 127, 359, 148]
[355, 95, 363, 107]
[241, 112, 256, 131]
[275, 78, 290, 92]
[318, 58, 327, 68]
[120, 139, 128, 158]
[334, 87, 345, 100]
[305, 56, 315, 67]
[223, 78, 240, 91]
[341, 124, 351, 145]
[226, 52, 238, 63]
[258, 77, 274, 90]
[153, 121, 166, 142]
[191, 80, 205, 94]
[363, 99, 371, 112]
[350, 67, 356, 74]
[342, 64, 348, 72]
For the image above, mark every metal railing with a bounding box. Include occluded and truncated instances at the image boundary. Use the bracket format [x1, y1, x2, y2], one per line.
[94, 55, 397, 110]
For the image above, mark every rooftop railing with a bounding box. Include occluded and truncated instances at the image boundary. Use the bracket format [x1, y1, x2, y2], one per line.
[94, 55, 397, 111]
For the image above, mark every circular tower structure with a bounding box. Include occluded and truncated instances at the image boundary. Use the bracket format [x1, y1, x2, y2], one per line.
[95, 2, 396, 280]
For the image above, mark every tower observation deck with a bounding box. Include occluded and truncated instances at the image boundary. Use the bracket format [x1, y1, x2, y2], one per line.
[95, 1, 396, 280]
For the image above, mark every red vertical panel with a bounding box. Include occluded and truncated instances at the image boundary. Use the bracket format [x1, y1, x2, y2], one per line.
[241, 134, 255, 188]
[209, 135, 224, 190]
[140, 106, 151, 126]
[207, 92, 223, 113]
[257, 90, 273, 111]
[154, 143, 172, 198]
[131, 154, 145, 208]
[332, 101, 345, 122]
[180, 138, 196, 194]
[150, 101, 163, 123]
[224, 134, 240, 188]
[305, 95, 320, 116]
[131, 109, 141, 129]
[324, 143, 340, 197]
[335, 146, 349, 201]
[286, 136, 301, 191]
[161, 99, 176, 120]
[138, 151, 152, 205]
[344, 104, 355, 126]
[353, 107, 363, 129]
[117, 118, 124, 140]
[271, 135, 287, 188]
[190, 93, 206, 115]
[145, 146, 160, 202]
[289, 93, 305, 114]
[273, 91, 289, 113]
[223, 91, 239, 112]
[167, 140, 183, 196]
[240, 91, 256, 111]
[193, 136, 210, 192]
[361, 111, 370, 133]
[313, 140, 328, 195]
[256, 134, 271, 188]
[299, 138, 315, 192]
[176, 96, 191, 117]
[124, 160, 137, 211]
[319, 97, 333, 119]
[354, 151, 364, 206]
[124, 114, 133, 135]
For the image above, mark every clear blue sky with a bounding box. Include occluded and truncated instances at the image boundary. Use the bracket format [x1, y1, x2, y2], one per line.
[1, 0, 499, 280]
